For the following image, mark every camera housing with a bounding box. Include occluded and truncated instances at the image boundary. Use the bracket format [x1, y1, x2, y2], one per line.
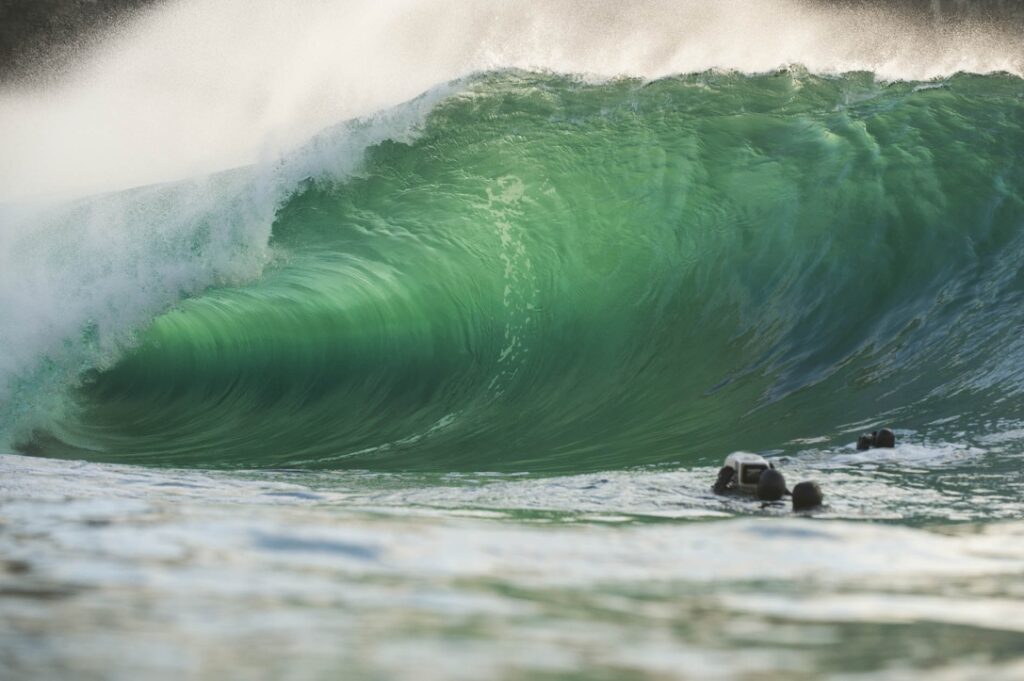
[722, 452, 770, 494]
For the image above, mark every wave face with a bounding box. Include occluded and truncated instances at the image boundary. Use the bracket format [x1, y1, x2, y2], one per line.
[6, 70, 1023, 470]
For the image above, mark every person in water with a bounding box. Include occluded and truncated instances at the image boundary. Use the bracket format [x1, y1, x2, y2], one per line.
[755, 468, 787, 501]
[791, 481, 823, 511]
[714, 427, 899, 509]
[856, 427, 897, 451]
[713, 458, 824, 511]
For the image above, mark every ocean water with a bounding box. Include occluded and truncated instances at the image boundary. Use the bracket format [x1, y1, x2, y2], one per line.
[2, 1, 1024, 679]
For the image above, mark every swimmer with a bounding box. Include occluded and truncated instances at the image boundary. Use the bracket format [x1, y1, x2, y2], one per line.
[712, 452, 824, 511]
[756, 468, 787, 501]
[874, 427, 896, 448]
[856, 427, 897, 450]
[791, 481, 824, 511]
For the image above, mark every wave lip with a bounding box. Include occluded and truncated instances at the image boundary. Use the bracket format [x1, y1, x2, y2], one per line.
[2, 0, 1023, 202]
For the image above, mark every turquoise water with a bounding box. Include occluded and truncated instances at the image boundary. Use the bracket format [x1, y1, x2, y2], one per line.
[3, 4, 1024, 678]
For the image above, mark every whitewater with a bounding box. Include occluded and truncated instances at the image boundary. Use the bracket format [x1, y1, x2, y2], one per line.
[2, 1, 1024, 679]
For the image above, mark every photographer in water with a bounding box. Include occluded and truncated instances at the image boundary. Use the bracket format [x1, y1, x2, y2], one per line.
[713, 453, 824, 511]
[713, 427, 896, 511]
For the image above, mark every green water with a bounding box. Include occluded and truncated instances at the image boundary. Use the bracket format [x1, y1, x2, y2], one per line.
[15, 70, 1023, 473]
[4, 68, 1024, 681]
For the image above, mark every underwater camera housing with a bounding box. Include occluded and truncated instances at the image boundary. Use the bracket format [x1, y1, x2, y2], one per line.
[723, 452, 771, 494]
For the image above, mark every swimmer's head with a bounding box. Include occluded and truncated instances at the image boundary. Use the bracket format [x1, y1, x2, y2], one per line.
[792, 481, 824, 511]
[874, 428, 896, 448]
[756, 468, 787, 501]
[856, 434, 873, 451]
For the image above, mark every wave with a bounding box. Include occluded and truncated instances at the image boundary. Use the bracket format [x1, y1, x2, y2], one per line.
[4, 69, 1023, 471]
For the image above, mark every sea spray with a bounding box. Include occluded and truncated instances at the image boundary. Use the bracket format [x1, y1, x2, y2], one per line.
[0, 83, 455, 443]
[1, 0, 1021, 201]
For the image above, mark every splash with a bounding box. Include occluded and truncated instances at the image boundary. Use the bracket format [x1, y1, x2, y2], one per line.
[0, 0, 1021, 201]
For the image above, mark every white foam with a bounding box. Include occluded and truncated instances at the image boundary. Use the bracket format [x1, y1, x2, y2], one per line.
[831, 442, 985, 466]
[0, 86, 453, 437]
[0, 0, 1020, 201]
